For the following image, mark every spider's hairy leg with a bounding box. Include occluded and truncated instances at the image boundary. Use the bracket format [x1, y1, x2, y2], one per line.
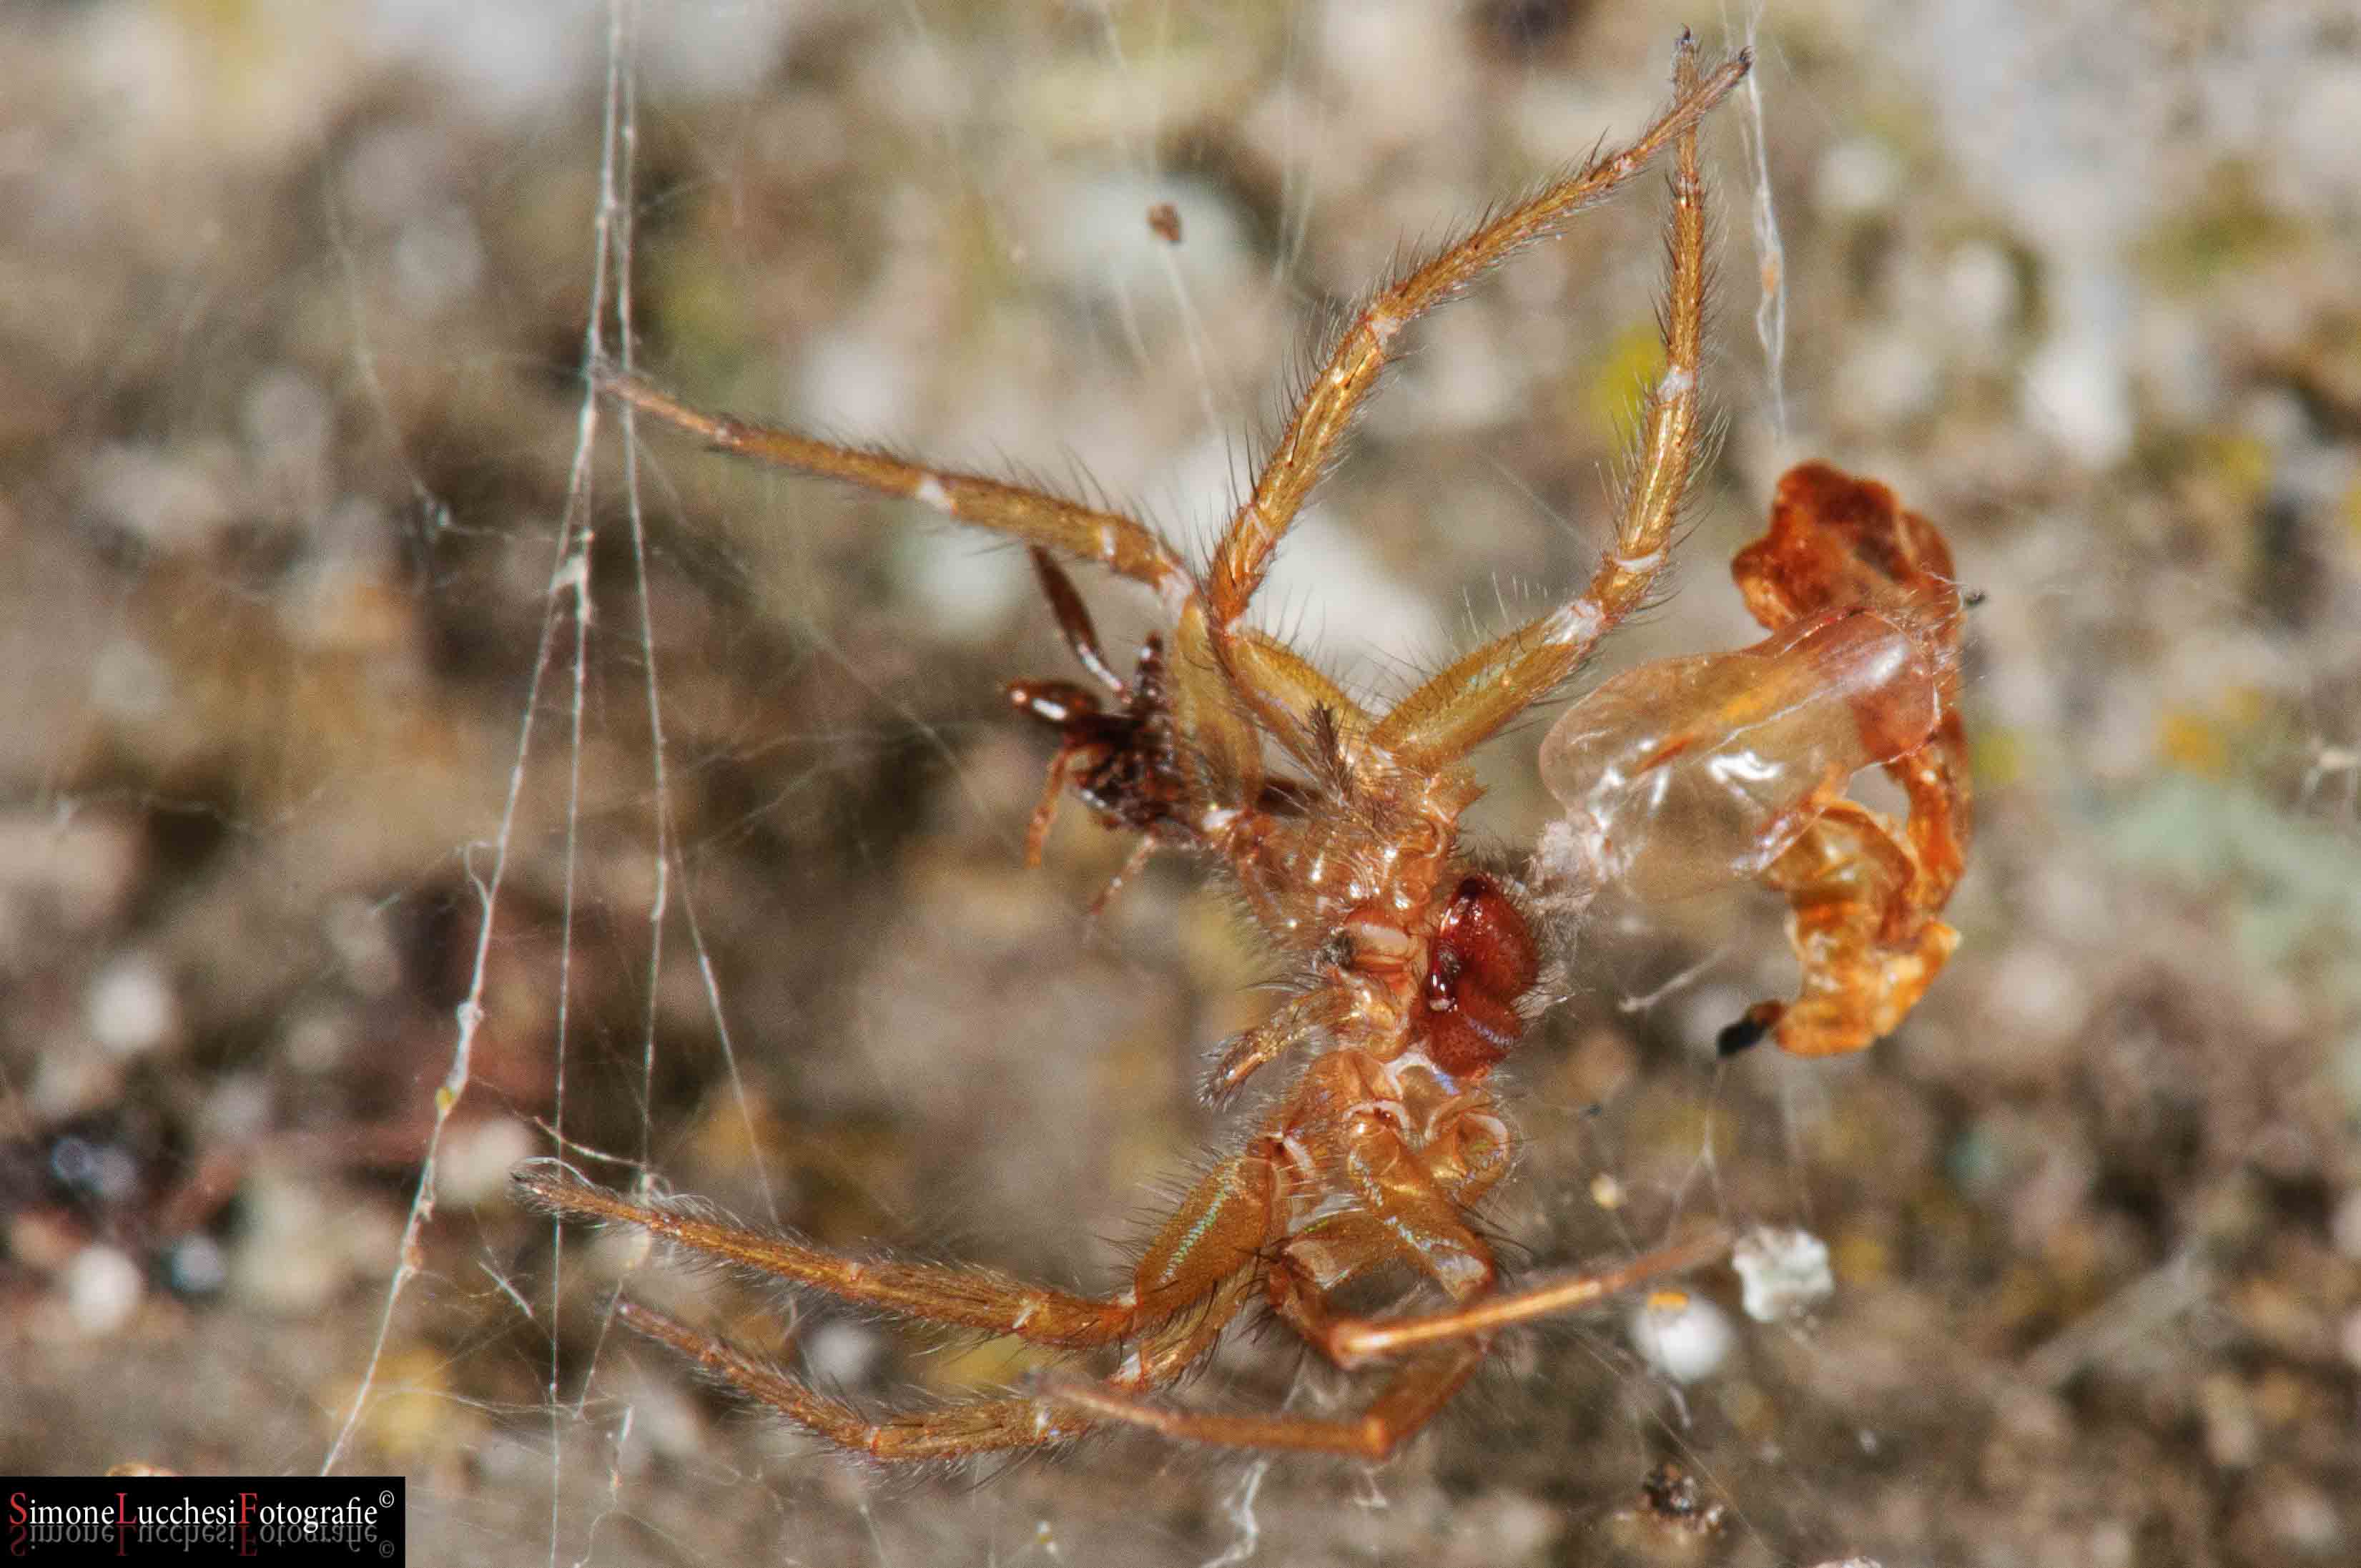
[1025, 546, 1126, 695]
[597, 365, 1191, 604]
[1155, 605, 1387, 852]
[1318, 1228, 1732, 1368]
[1006, 551, 1128, 868]
[616, 1301, 1090, 1460]
[1228, 628, 1373, 746]
[1206, 36, 1749, 749]
[1060, 1145, 1502, 1459]
[1050, 1343, 1489, 1460]
[1053, 1233, 1727, 1457]
[1163, 597, 1273, 815]
[1201, 985, 1351, 1106]
[1017, 736, 1078, 869]
[617, 1271, 1262, 1463]
[1126, 1140, 1283, 1320]
[1371, 34, 1725, 771]
[513, 1163, 1136, 1348]
[522, 1155, 1283, 1462]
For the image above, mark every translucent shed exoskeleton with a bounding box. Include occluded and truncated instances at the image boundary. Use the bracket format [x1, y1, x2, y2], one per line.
[1535, 462, 1971, 1057]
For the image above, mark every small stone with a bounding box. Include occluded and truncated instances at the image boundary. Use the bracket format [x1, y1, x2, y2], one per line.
[230, 1165, 348, 1316]
[2264, 1480, 2343, 1557]
[1733, 1227, 1835, 1323]
[434, 1117, 536, 1208]
[1942, 240, 2020, 337]
[64, 1243, 145, 1338]
[802, 1320, 884, 1389]
[1815, 138, 1901, 217]
[85, 951, 178, 1058]
[1631, 1290, 1734, 1384]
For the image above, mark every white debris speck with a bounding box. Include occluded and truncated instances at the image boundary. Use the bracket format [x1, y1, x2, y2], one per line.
[65, 1243, 145, 1338]
[1630, 1291, 1733, 1384]
[1733, 1226, 1835, 1323]
[2265, 1481, 2344, 1557]
[85, 952, 178, 1058]
[82, 443, 237, 555]
[2024, 322, 2132, 468]
[1815, 137, 1901, 218]
[230, 1163, 363, 1316]
[0, 810, 144, 932]
[802, 1320, 884, 1389]
[1942, 240, 2020, 337]
[433, 1116, 536, 1207]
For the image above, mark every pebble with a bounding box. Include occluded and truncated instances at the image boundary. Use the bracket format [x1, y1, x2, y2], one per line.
[85, 951, 178, 1058]
[64, 1243, 145, 1338]
[1733, 1227, 1835, 1323]
[1631, 1291, 1734, 1384]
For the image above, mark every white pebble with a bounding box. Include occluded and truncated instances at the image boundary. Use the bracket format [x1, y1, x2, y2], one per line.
[1630, 1291, 1733, 1384]
[65, 1244, 145, 1338]
[1815, 138, 1901, 218]
[2024, 327, 2132, 468]
[1942, 240, 2019, 337]
[86, 952, 178, 1058]
[434, 1117, 536, 1208]
[1733, 1227, 1835, 1323]
[81, 443, 235, 554]
[801, 1320, 885, 1389]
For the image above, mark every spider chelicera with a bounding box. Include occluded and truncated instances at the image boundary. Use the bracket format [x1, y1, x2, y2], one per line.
[517, 31, 1971, 1464]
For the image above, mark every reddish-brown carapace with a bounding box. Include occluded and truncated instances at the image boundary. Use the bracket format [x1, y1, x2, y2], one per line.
[517, 34, 1966, 1465]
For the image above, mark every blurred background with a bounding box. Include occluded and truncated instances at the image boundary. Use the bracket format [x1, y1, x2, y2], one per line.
[4, 1, 2359, 1562]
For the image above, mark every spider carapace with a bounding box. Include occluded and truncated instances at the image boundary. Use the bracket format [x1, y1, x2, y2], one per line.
[518, 32, 1971, 1464]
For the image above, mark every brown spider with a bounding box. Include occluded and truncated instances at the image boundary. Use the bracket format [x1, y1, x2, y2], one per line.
[516, 33, 1966, 1464]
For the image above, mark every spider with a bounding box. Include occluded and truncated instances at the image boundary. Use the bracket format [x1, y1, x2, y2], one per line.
[517, 32, 1968, 1464]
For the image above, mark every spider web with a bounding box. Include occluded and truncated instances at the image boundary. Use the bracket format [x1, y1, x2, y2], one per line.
[12, 1, 2361, 1564]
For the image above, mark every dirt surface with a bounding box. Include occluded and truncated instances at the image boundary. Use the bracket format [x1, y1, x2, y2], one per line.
[4, 2, 2359, 1564]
